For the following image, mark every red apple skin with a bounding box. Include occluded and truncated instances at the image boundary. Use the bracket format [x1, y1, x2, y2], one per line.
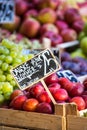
[69, 82, 84, 97]
[48, 82, 61, 88]
[41, 31, 56, 40]
[44, 73, 59, 86]
[24, 9, 38, 20]
[51, 34, 63, 47]
[61, 28, 77, 42]
[10, 89, 24, 100]
[82, 91, 87, 95]
[64, 8, 82, 24]
[83, 78, 87, 90]
[82, 95, 87, 108]
[37, 8, 57, 24]
[10, 95, 27, 110]
[2, 15, 21, 32]
[36, 102, 53, 114]
[34, 0, 60, 10]
[15, 0, 29, 16]
[70, 96, 86, 111]
[23, 98, 39, 112]
[20, 18, 40, 38]
[40, 23, 58, 35]
[55, 20, 69, 32]
[58, 77, 73, 92]
[29, 83, 44, 98]
[72, 20, 84, 34]
[52, 88, 69, 101]
[37, 91, 51, 103]
[48, 83, 61, 94]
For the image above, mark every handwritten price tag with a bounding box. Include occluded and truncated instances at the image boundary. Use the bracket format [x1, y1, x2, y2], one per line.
[11, 49, 61, 90]
[0, 0, 14, 23]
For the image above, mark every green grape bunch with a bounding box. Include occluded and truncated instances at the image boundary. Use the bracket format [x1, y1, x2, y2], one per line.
[0, 39, 34, 105]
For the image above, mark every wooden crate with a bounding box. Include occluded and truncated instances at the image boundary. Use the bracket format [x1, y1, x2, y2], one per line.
[0, 106, 66, 130]
[0, 126, 27, 130]
[65, 103, 87, 130]
[67, 115, 87, 130]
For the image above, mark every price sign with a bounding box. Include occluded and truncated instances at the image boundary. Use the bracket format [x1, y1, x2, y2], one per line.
[23, 48, 61, 63]
[57, 70, 79, 82]
[0, 0, 14, 23]
[11, 49, 61, 90]
[51, 48, 61, 64]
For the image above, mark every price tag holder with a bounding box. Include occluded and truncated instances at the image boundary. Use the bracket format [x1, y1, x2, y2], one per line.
[11, 49, 61, 104]
[0, 0, 14, 23]
[57, 70, 80, 83]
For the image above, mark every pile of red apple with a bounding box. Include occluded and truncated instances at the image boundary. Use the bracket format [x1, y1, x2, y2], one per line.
[1, 72, 87, 114]
[1, 0, 85, 47]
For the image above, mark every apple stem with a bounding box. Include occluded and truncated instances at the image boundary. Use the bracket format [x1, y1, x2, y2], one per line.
[41, 79, 57, 104]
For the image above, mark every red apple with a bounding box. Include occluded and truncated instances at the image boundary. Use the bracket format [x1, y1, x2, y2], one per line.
[29, 83, 44, 97]
[82, 95, 87, 108]
[55, 20, 69, 32]
[72, 20, 84, 34]
[20, 17, 40, 38]
[23, 98, 39, 112]
[64, 8, 82, 24]
[70, 82, 84, 97]
[41, 31, 56, 40]
[82, 91, 87, 95]
[48, 83, 61, 94]
[24, 9, 38, 20]
[70, 96, 86, 110]
[83, 78, 87, 90]
[44, 73, 59, 86]
[52, 88, 69, 101]
[58, 77, 73, 92]
[48, 82, 61, 88]
[40, 23, 58, 35]
[36, 102, 53, 114]
[51, 34, 63, 47]
[2, 15, 21, 32]
[15, 0, 29, 16]
[10, 89, 24, 100]
[37, 8, 57, 24]
[37, 91, 51, 103]
[10, 95, 27, 110]
[61, 28, 77, 42]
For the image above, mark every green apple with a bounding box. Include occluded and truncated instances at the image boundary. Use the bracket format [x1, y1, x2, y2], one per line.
[83, 23, 87, 35]
[80, 37, 87, 55]
[71, 49, 86, 59]
[78, 31, 85, 42]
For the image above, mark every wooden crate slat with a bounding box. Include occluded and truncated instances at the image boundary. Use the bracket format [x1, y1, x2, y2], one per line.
[0, 108, 66, 130]
[0, 126, 27, 130]
[67, 115, 87, 130]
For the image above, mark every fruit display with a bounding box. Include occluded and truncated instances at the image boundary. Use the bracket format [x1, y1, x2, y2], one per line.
[1, 0, 84, 47]
[1, 72, 87, 114]
[0, 39, 34, 105]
